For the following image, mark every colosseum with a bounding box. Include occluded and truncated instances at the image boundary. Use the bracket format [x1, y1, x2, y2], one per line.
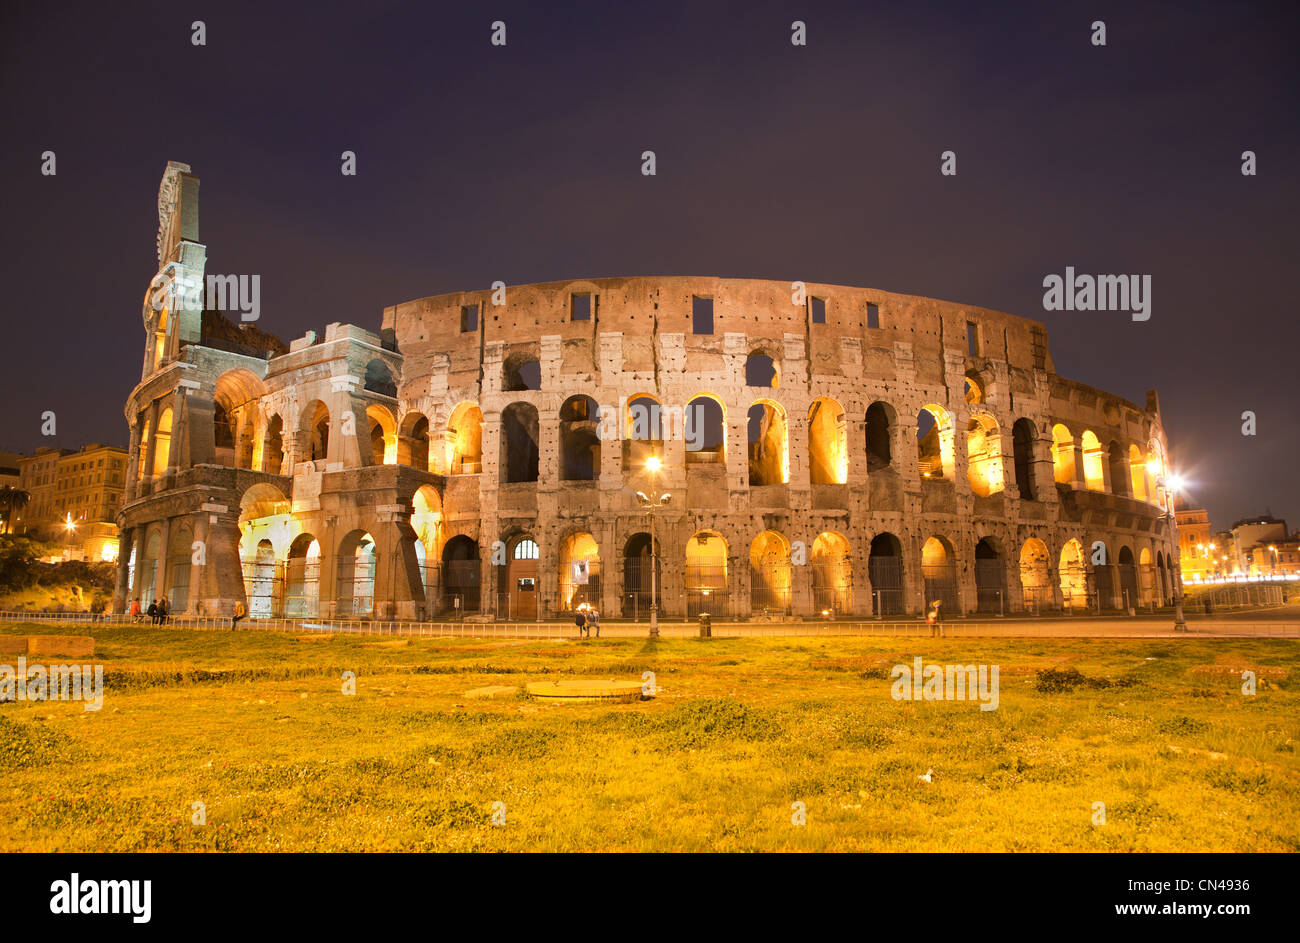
[114, 162, 1181, 622]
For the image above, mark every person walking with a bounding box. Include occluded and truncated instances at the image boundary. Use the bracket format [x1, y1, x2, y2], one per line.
[147, 599, 159, 625]
[589, 608, 601, 638]
[574, 608, 588, 639]
[231, 600, 247, 631]
[927, 600, 944, 637]
[129, 598, 142, 624]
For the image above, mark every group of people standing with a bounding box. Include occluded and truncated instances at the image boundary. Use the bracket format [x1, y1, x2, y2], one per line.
[127, 597, 170, 625]
[574, 607, 601, 638]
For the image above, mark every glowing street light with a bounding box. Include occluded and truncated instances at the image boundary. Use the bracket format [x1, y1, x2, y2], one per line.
[636, 456, 670, 637]
[1153, 471, 1187, 631]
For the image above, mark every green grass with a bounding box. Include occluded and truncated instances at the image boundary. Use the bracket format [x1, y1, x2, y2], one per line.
[0, 621, 1296, 851]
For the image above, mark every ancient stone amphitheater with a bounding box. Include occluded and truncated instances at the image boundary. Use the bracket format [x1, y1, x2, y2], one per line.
[115, 163, 1180, 621]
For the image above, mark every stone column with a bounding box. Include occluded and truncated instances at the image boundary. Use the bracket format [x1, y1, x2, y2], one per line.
[112, 526, 134, 612]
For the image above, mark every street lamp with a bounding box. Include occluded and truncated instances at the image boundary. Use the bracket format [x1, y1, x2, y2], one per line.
[1268, 545, 1278, 576]
[635, 455, 671, 637]
[1153, 472, 1187, 631]
[64, 513, 77, 560]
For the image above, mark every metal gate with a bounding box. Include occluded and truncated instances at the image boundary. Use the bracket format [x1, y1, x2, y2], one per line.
[974, 558, 1005, 613]
[868, 556, 904, 615]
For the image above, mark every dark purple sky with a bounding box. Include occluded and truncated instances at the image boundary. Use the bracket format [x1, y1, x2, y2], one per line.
[2, 0, 1296, 530]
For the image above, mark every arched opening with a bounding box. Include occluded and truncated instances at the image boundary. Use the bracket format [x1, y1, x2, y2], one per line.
[622, 532, 660, 619]
[303, 400, 330, 463]
[447, 403, 483, 474]
[363, 359, 397, 398]
[685, 531, 729, 616]
[1128, 444, 1147, 501]
[152, 407, 173, 477]
[1080, 431, 1105, 491]
[921, 536, 959, 614]
[811, 531, 851, 615]
[965, 413, 1003, 496]
[137, 527, 162, 604]
[262, 414, 284, 474]
[1093, 539, 1116, 608]
[500, 402, 540, 483]
[745, 351, 778, 388]
[1059, 538, 1087, 610]
[411, 485, 443, 609]
[1051, 424, 1075, 485]
[868, 532, 904, 615]
[500, 536, 539, 619]
[559, 396, 601, 481]
[400, 413, 430, 472]
[917, 405, 954, 480]
[973, 537, 1004, 613]
[1019, 538, 1051, 612]
[964, 373, 984, 404]
[336, 530, 377, 617]
[808, 397, 847, 484]
[558, 532, 600, 613]
[685, 395, 725, 464]
[749, 530, 792, 613]
[136, 416, 152, 483]
[865, 402, 893, 470]
[238, 483, 294, 617]
[1117, 545, 1138, 609]
[624, 394, 664, 469]
[442, 535, 480, 613]
[1156, 552, 1169, 606]
[214, 369, 266, 469]
[747, 399, 788, 486]
[286, 533, 321, 617]
[1012, 418, 1037, 500]
[1107, 441, 1130, 497]
[164, 521, 193, 613]
[246, 539, 276, 619]
[503, 355, 541, 392]
[366, 404, 397, 465]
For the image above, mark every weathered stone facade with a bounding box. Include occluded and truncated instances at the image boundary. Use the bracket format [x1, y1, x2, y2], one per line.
[115, 162, 1180, 620]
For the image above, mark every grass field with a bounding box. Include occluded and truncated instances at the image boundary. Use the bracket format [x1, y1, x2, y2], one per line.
[1, 621, 1297, 852]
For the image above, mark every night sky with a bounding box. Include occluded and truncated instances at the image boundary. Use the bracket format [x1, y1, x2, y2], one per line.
[1, 0, 1296, 530]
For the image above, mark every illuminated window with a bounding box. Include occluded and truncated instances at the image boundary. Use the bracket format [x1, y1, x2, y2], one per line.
[514, 539, 539, 560]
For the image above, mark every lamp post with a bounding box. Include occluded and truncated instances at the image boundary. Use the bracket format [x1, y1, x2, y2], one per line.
[64, 513, 77, 561]
[635, 455, 671, 638]
[1153, 472, 1187, 631]
[1268, 545, 1278, 577]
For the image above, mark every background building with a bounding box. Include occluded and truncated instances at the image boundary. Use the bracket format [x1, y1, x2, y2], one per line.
[1174, 499, 1213, 582]
[14, 443, 128, 560]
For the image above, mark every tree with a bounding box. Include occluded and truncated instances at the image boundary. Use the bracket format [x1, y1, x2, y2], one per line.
[0, 486, 31, 535]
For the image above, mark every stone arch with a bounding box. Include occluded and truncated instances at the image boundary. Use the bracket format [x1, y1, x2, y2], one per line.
[366, 404, 397, 465]
[686, 530, 729, 616]
[1128, 443, 1148, 501]
[399, 411, 431, 471]
[1080, 430, 1105, 491]
[811, 531, 852, 614]
[1060, 538, 1088, 609]
[750, 530, 792, 613]
[1138, 546, 1155, 606]
[808, 397, 847, 484]
[446, 402, 483, 474]
[214, 368, 266, 469]
[500, 402, 540, 483]
[865, 401, 894, 470]
[336, 529, 377, 617]
[500, 533, 540, 619]
[964, 371, 984, 404]
[868, 532, 905, 615]
[286, 532, 321, 617]
[503, 352, 541, 392]
[745, 350, 779, 388]
[973, 536, 1005, 613]
[557, 531, 601, 612]
[921, 535, 959, 613]
[151, 406, 173, 477]
[1019, 537, 1052, 611]
[262, 413, 284, 474]
[560, 395, 601, 481]
[1117, 544, 1139, 608]
[966, 412, 1004, 497]
[917, 405, 955, 480]
[246, 538, 277, 619]
[442, 534, 481, 612]
[137, 525, 163, 604]
[363, 358, 397, 398]
[301, 400, 330, 463]
[164, 519, 194, 612]
[1012, 418, 1037, 500]
[238, 482, 294, 564]
[1051, 423, 1075, 485]
[622, 532, 661, 619]
[747, 398, 788, 486]
[685, 394, 726, 464]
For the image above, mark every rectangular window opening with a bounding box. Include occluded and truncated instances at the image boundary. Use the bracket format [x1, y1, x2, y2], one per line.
[966, 321, 980, 356]
[460, 303, 479, 333]
[866, 303, 880, 330]
[571, 293, 592, 321]
[810, 297, 826, 324]
[692, 296, 714, 335]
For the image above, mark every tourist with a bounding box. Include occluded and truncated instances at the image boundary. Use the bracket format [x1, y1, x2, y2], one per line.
[147, 599, 159, 625]
[231, 600, 247, 631]
[574, 608, 587, 638]
[158, 597, 169, 625]
[129, 598, 142, 623]
[927, 600, 944, 637]
[589, 608, 600, 638]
